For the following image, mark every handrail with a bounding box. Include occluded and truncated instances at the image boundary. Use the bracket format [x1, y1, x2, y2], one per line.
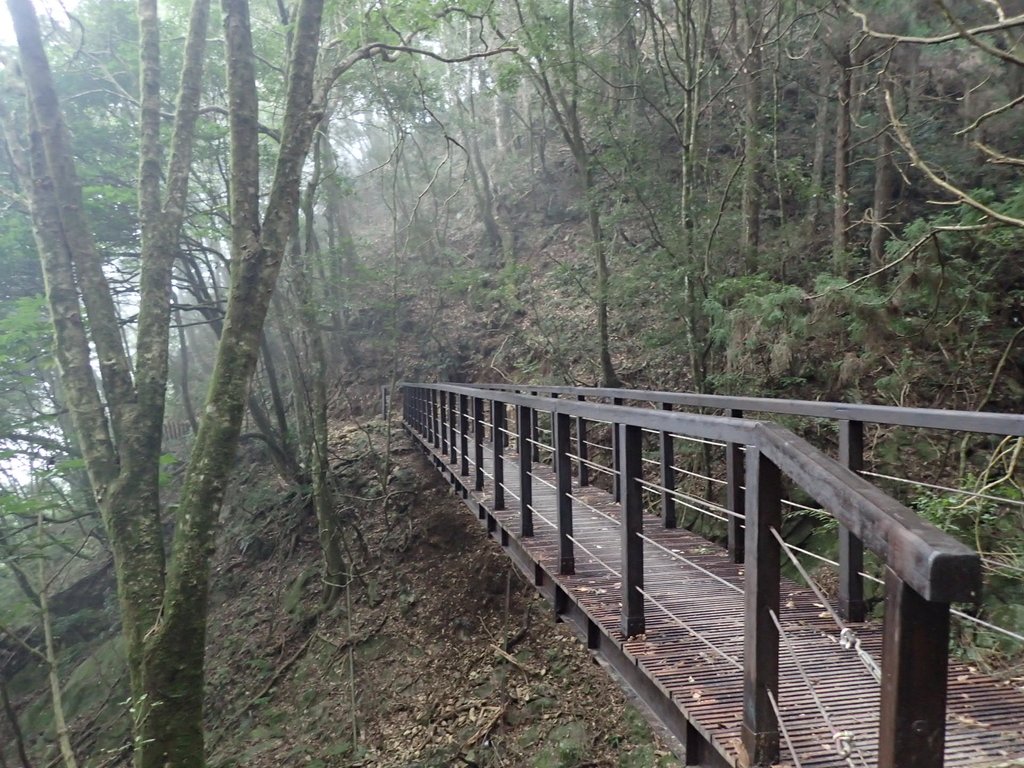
[407, 382, 980, 602]
[461, 383, 1024, 436]
[756, 422, 977, 603]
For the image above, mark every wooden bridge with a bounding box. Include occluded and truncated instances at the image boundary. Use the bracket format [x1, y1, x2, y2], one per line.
[399, 383, 1024, 768]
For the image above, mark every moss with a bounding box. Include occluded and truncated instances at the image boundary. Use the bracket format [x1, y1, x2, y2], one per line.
[532, 721, 590, 767]
[281, 567, 316, 614]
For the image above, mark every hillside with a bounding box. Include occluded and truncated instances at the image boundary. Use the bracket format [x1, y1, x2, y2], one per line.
[2, 418, 680, 767]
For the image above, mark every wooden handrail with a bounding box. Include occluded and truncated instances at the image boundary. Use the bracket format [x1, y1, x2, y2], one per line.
[459, 383, 1024, 436]
[755, 422, 979, 603]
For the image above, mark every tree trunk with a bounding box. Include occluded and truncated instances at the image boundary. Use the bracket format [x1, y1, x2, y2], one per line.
[135, 0, 324, 763]
[833, 48, 852, 275]
[741, 0, 763, 274]
[870, 90, 895, 279]
[808, 64, 832, 233]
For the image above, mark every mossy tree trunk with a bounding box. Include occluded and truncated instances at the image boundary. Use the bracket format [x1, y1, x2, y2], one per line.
[137, 0, 324, 762]
[6, 0, 325, 763]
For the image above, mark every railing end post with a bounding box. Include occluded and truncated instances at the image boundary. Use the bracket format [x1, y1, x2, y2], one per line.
[878, 567, 950, 768]
[742, 446, 780, 766]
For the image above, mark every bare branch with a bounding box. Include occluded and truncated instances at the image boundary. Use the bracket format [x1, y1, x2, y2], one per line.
[974, 141, 1024, 167]
[320, 41, 516, 98]
[956, 92, 1024, 137]
[845, 4, 1024, 45]
[885, 88, 1024, 229]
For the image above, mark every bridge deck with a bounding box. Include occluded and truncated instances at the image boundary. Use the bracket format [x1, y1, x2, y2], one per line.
[407, 425, 1024, 767]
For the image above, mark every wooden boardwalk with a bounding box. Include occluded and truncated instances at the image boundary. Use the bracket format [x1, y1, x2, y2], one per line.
[407, 425, 1024, 767]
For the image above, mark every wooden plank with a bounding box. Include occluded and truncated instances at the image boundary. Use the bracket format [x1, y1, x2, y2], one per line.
[458, 383, 1024, 436]
[758, 422, 980, 603]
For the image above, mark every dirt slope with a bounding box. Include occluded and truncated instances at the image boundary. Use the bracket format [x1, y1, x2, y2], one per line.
[202, 420, 680, 768]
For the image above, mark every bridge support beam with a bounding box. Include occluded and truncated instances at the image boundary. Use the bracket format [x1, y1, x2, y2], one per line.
[742, 447, 780, 766]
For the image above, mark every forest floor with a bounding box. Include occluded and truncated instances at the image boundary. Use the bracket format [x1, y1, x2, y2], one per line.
[199, 416, 680, 768]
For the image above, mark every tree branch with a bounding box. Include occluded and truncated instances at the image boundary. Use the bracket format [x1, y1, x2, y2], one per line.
[885, 88, 1024, 229]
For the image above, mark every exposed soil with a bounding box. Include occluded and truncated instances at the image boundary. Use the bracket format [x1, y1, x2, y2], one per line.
[201, 420, 679, 768]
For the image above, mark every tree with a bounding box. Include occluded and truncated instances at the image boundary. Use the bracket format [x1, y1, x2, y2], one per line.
[507, 0, 622, 386]
[4, 0, 325, 762]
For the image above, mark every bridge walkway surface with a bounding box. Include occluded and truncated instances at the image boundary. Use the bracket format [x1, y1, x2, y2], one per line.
[400, 385, 1024, 768]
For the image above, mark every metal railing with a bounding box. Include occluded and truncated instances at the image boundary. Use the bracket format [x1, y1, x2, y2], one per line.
[400, 382, 987, 768]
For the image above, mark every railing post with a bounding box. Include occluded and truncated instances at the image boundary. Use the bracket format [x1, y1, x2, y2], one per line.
[493, 401, 505, 510]
[440, 391, 449, 456]
[620, 423, 645, 637]
[527, 391, 538, 462]
[517, 404, 534, 537]
[459, 393, 469, 477]
[432, 390, 440, 449]
[473, 396, 485, 491]
[554, 410, 574, 575]
[612, 396, 624, 501]
[839, 419, 866, 622]
[426, 389, 434, 444]
[448, 391, 458, 465]
[726, 408, 746, 564]
[659, 402, 676, 528]
[742, 447, 781, 766]
[878, 568, 950, 768]
[576, 394, 589, 486]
